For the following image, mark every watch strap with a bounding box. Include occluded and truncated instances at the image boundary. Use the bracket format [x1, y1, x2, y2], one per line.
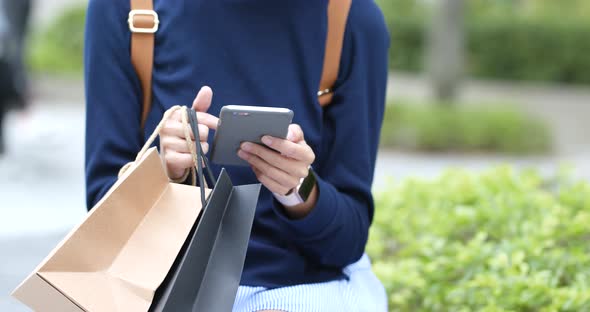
[273, 168, 316, 207]
[273, 190, 305, 207]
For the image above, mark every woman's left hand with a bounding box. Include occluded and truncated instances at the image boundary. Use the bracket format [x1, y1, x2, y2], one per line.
[238, 124, 316, 209]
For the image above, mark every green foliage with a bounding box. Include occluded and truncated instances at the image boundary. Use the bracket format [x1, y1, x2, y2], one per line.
[33, 2, 590, 85]
[375, 0, 404, 73]
[380, 101, 552, 154]
[377, 1, 590, 84]
[468, 18, 590, 84]
[466, 0, 590, 21]
[386, 17, 423, 73]
[28, 6, 85, 74]
[368, 168, 590, 311]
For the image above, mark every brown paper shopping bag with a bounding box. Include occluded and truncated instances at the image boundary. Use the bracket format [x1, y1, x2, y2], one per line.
[12, 106, 210, 312]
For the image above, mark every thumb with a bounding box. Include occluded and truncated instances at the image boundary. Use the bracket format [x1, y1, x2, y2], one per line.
[192, 86, 213, 112]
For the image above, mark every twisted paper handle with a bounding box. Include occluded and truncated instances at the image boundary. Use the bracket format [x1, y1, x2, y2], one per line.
[118, 106, 205, 187]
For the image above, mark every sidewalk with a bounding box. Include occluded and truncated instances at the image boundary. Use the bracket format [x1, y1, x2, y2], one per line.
[0, 97, 85, 310]
[373, 150, 590, 188]
[0, 100, 86, 236]
[0, 232, 65, 312]
[31, 0, 86, 27]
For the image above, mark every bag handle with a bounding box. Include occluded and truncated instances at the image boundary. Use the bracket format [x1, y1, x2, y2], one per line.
[118, 106, 213, 196]
[188, 109, 217, 186]
[129, 0, 352, 128]
[188, 108, 216, 206]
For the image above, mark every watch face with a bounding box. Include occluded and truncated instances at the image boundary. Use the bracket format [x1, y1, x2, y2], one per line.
[298, 169, 316, 201]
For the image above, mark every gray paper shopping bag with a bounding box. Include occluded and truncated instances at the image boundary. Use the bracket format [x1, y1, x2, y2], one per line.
[148, 108, 261, 312]
[149, 169, 260, 312]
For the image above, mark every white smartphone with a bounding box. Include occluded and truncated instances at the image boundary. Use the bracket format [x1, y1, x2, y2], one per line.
[210, 105, 294, 166]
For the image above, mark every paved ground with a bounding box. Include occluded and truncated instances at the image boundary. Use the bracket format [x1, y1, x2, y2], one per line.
[1, 74, 589, 310]
[0, 101, 86, 236]
[0, 100, 86, 310]
[0, 232, 64, 311]
[31, 0, 86, 27]
[387, 73, 590, 155]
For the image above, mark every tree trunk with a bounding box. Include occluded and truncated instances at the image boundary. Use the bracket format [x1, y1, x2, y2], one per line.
[426, 0, 465, 104]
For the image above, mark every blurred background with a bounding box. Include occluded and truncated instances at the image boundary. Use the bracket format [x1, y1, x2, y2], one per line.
[1, 0, 589, 310]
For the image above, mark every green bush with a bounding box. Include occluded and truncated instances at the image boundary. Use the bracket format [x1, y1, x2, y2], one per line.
[376, 0, 419, 73]
[466, 0, 590, 21]
[380, 101, 552, 154]
[368, 168, 590, 311]
[468, 19, 590, 84]
[377, 1, 590, 84]
[28, 6, 85, 74]
[386, 17, 423, 73]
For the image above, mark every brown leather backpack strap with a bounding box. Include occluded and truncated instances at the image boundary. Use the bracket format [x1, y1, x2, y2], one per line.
[318, 0, 352, 107]
[127, 0, 346, 117]
[128, 0, 159, 128]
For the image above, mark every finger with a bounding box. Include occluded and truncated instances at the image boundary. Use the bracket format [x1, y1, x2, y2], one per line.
[252, 167, 292, 196]
[171, 106, 217, 130]
[238, 150, 300, 190]
[199, 124, 209, 142]
[161, 120, 194, 140]
[196, 112, 219, 131]
[201, 142, 210, 154]
[161, 136, 193, 153]
[191, 86, 213, 113]
[161, 136, 209, 154]
[161, 120, 209, 142]
[164, 151, 195, 172]
[261, 136, 315, 163]
[287, 124, 304, 142]
[240, 142, 308, 179]
[170, 109, 182, 121]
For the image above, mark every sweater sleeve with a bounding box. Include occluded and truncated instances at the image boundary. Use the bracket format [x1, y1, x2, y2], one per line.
[84, 0, 143, 209]
[272, 1, 390, 268]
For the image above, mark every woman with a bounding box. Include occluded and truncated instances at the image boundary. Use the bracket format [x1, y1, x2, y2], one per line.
[84, 0, 390, 310]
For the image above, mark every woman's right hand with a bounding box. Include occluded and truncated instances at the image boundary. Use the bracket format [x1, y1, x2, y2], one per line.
[160, 86, 219, 181]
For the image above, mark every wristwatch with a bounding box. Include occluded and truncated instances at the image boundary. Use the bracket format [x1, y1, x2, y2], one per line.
[273, 168, 317, 206]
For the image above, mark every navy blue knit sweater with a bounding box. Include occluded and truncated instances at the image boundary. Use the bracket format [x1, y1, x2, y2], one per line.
[84, 0, 389, 287]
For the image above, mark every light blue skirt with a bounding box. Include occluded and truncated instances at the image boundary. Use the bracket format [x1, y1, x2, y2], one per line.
[233, 254, 387, 312]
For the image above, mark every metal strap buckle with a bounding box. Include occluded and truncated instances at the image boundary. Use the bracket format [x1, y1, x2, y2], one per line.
[128, 10, 159, 34]
[317, 88, 333, 97]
